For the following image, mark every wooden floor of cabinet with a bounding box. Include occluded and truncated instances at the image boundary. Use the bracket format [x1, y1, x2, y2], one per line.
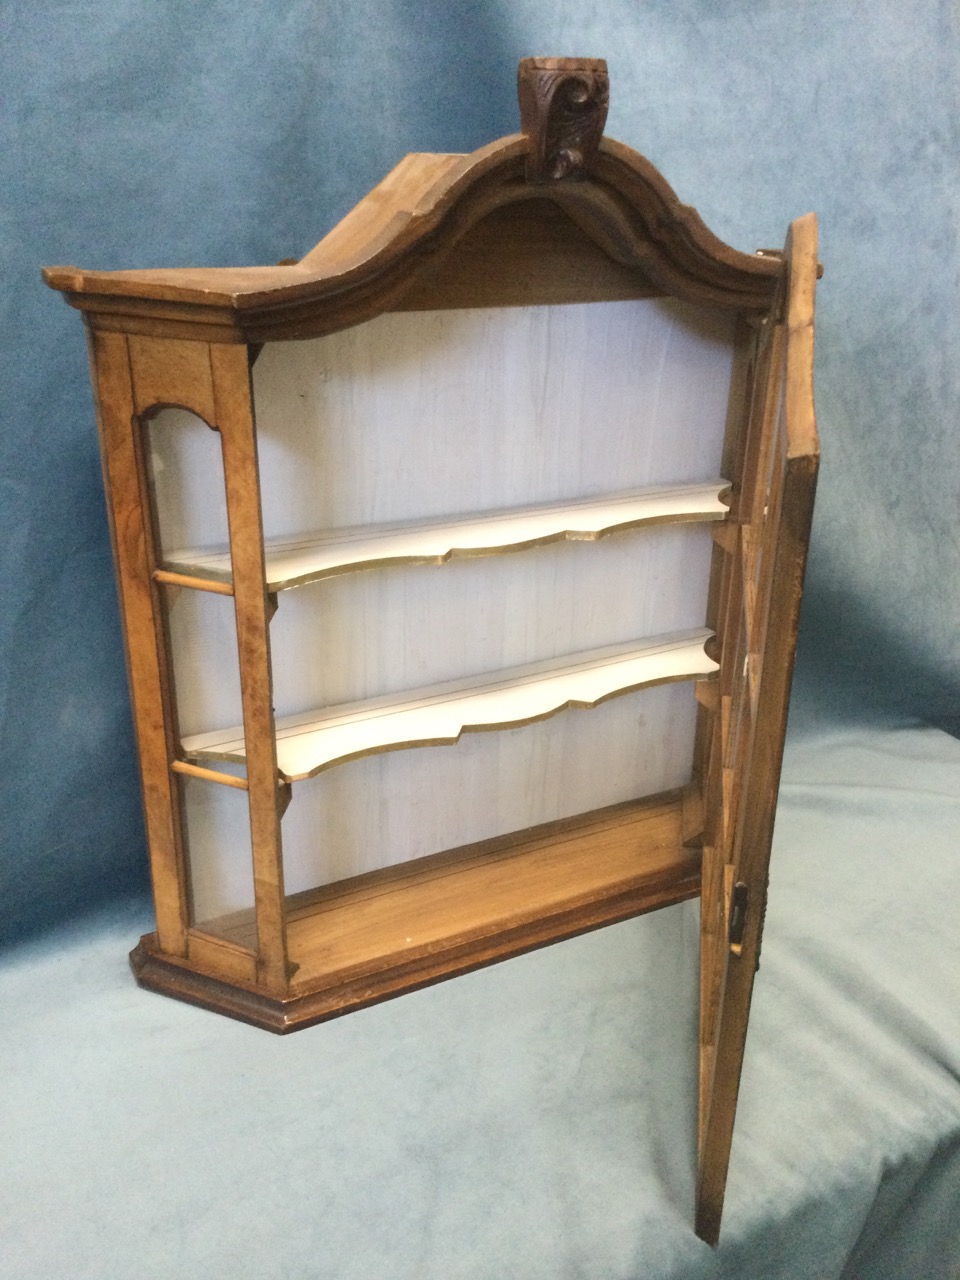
[131, 789, 701, 1032]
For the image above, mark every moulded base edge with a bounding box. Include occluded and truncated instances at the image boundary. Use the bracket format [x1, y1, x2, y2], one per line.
[130, 862, 701, 1034]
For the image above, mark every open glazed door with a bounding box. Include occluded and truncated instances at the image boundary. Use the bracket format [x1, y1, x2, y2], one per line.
[695, 213, 820, 1243]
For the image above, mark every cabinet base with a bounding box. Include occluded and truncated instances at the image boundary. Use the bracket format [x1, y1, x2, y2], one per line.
[131, 791, 703, 1034]
[131, 942, 296, 1032]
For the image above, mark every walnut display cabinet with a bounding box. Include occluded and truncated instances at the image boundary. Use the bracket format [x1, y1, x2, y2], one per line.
[44, 59, 818, 1242]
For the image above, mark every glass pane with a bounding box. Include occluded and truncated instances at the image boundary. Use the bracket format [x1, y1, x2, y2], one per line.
[181, 770, 255, 941]
[144, 407, 230, 561]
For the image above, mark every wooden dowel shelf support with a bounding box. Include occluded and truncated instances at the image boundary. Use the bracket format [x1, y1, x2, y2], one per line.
[153, 568, 235, 595]
[171, 759, 250, 789]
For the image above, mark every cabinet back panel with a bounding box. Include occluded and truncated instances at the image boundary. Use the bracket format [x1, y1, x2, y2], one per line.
[252, 300, 736, 533]
[280, 679, 698, 894]
[269, 523, 714, 713]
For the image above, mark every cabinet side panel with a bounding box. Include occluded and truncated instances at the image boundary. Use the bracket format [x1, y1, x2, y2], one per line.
[181, 773, 257, 927]
[86, 330, 189, 955]
[163, 588, 246, 737]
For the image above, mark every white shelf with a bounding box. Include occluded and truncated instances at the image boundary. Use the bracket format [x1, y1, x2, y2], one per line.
[164, 480, 730, 591]
[181, 628, 718, 783]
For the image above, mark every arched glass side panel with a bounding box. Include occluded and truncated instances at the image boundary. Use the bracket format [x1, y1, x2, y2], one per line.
[143, 407, 231, 566]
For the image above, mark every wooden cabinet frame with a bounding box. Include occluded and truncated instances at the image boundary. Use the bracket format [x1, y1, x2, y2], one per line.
[44, 59, 818, 1242]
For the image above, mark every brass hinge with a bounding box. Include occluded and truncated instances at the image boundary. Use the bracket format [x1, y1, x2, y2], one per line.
[728, 881, 749, 955]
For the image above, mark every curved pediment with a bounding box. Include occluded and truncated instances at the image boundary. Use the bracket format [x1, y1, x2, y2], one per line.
[43, 59, 783, 343]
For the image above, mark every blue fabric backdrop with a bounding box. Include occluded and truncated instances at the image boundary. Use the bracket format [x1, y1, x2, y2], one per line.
[2, 4, 959, 1277]
[3, 725, 959, 1278]
[2, 0, 958, 942]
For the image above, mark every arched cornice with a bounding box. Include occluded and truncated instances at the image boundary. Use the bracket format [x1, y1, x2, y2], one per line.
[44, 74, 784, 344]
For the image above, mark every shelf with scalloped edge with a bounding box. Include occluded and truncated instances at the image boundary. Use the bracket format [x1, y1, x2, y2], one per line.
[180, 628, 718, 783]
[162, 480, 730, 592]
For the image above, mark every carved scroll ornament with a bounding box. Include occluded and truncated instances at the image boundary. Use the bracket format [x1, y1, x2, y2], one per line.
[518, 56, 610, 182]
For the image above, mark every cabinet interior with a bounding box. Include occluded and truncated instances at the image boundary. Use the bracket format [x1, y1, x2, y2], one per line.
[145, 300, 736, 929]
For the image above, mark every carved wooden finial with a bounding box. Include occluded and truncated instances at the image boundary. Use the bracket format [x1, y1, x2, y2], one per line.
[518, 56, 609, 182]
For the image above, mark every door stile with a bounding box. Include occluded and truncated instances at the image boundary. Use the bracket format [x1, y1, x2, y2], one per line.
[695, 213, 819, 1244]
[695, 310, 773, 1159]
